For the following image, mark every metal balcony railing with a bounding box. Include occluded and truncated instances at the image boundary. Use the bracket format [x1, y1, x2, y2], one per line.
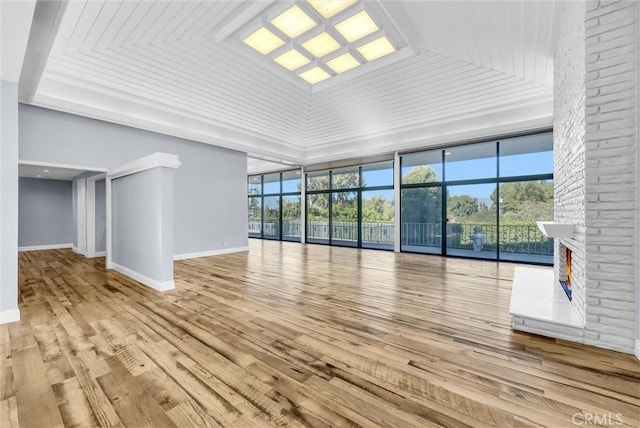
[249, 220, 553, 256]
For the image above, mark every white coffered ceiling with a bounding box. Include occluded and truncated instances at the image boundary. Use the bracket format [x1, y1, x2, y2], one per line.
[20, 0, 560, 170]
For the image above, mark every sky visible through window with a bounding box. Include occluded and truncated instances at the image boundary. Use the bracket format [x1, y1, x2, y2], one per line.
[252, 149, 551, 200]
[399, 150, 553, 199]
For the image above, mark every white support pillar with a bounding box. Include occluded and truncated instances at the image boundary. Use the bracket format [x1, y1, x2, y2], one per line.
[105, 177, 113, 269]
[394, 151, 401, 252]
[300, 166, 306, 244]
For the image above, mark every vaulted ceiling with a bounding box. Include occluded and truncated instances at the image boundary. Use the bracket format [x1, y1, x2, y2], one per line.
[21, 0, 560, 170]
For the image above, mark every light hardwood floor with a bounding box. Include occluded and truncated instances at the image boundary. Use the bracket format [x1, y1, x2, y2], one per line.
[2, 240, 639, 427]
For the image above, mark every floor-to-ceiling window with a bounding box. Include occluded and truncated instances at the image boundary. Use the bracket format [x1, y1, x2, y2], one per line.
[249, 133, 552, 264]
[247, 170, 302, 242]
[281, 170, 302, 241]
[401, 151, 443, 254]
[497, 134, 554, 263]
[361, 162, 394, 250]
[400, 132, 553, 264]
[306, 161, 394, 249]
[248, 176, 262, 238]
[444, 142, 498, 259]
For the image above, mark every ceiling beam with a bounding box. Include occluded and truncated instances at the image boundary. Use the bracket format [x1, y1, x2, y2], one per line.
[18, 0, 67, 103]
[214, 1, 275, 42]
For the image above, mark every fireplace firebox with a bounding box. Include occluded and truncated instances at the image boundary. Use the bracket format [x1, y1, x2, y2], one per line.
[560, 247, 572, 301]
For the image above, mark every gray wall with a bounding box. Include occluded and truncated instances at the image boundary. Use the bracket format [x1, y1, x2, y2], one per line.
[19, 104, 248, 255]
[112, 167, 174, 283]
[18, 178, 73, 247]
[1, 81, 19, 312]
[96, 179, 106, 253]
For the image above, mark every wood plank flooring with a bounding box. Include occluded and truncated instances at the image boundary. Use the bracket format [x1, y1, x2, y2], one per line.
[3, 239, 639, 427]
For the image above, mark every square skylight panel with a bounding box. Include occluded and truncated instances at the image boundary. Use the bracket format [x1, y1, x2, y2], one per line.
[243, 27, 285, 54]
[335, 10, 378, 42]
[274, 49, 311, 71]
[271, 5, 317, 39]
[307, 0, 357, 19]
[298, 66, 331, 84]
[302, 32, 341, 58]
[326, 52, 360, 73]
[357, 36, 395, 61]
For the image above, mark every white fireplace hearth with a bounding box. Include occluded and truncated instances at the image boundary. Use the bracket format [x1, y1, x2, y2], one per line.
[510, 267, 584, 329]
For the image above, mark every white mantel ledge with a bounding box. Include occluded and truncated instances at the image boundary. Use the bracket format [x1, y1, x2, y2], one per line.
[537, 221, 575, 239]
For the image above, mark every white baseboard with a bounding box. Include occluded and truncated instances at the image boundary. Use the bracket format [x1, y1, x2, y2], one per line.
[73, 246, 88, 257]
[110, 262, 175, 292]
[0, 308, 20, 324]
[635, 339, 640, 362]
[85, 251, 107, 258]
[173, 246, 249, 261]
[19, 243, 73, 252]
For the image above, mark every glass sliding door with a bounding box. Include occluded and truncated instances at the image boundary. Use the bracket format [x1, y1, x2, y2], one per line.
[329, 167, 359, 247]
[361, 189, 394, 249]
[262, 196, 280, 239]
[307, 193, 329, 244]
[306, 170, 330, 244]
[401, 187, 442, 254]
[282, 195, 301, 241]
[282, 170, 302, 242]
[400, 150, 443, 254]
[331, 191, 358, 247]
[248, 196, 262, 237]
[361, 162, 394, 250]
[498, 134, 554, 263]
[498, 180, 553, 263]
[445, 183, 497, 259]
[261, 172, 281, 240]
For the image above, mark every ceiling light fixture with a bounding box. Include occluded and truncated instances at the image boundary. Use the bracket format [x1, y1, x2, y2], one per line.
[326, 52, 360, 73]
[357, 36, 395, 61]
[334, 10, 378, 42]
[43, 169, 50, 172]
[445, 151, 452, 156]
[274, 49, 310, 71]
[307, 0, 357, 19]
[302, 32, 341, 58]
[243, 27, 285, 54]
[298, 66, 331, 84]
[237, 1, 400, 86]
[271, 5, 317, 39]
[36, 174, 42, 178]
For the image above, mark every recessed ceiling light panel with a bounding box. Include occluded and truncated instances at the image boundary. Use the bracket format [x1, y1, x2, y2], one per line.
[271, 5, 317, 39]
[326, 52, 360, 73]
[243, 27, 285, 55]
[274, 49, 311, 71]
[357, 36, 395, 61]
[298, 66, 331, 84]
[301, 32, 341, 58]
[335, 10, 378, 43]
[307, 0, 357, 19]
